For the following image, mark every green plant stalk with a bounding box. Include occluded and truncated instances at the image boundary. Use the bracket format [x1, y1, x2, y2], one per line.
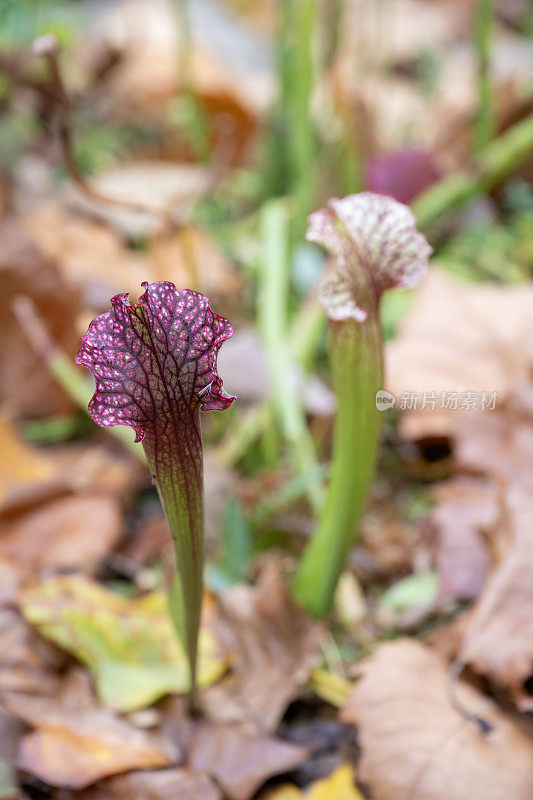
[172, 0, 211, 161]
[141, 412, 204, 709]
[292, 0, 317, 233]
[473, 0, 495, 155]
[216, 294, 326, 467]
[259, 200, 324, 512]
[252, 463, 329, 524]
[293, 313, 383, 617]
[414, 112, 533, 227]
[279, 0, 317, 235]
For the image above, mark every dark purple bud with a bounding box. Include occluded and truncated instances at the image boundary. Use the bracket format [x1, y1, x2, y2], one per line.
[365, 148, 441, 205]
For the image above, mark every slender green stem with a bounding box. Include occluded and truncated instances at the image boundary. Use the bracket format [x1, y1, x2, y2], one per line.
[473, 0, 495, 155]
[278, 0, 317, 235]
[172, 0, 210, 161]
[141, 412, 204, 709]
[258, 200, 323, 512]
[293, 0, 317, 233]
[216, 293, 326, 469]
[414, 113, 533, 228]
[293, 313, 383, 617]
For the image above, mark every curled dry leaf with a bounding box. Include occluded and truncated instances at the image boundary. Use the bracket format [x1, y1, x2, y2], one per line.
[430, 477, 497, 601]
[20, 575, 229, 712]
[387, 269, 533, 439]
[76, 768, 221, 800]
[0, 494, 122, 577]
[337, 0, 476, 155]
[200, 561, 324, 732]
[0, 217, 80, 417]
[187, 722, 308, 800]
[460, 489, 533, 711]
[94, 0, 179, 115]
[341, 639, 533, 800]
[5, 671, 174, 789]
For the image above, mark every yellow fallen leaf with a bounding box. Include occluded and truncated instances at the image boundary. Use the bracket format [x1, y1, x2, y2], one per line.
[265, 787, 301, 800]
[264, 764, 363, 800]
[334, 572, 368, 633]
[21, 575, 229, 712]
[308, 765, 363, 800]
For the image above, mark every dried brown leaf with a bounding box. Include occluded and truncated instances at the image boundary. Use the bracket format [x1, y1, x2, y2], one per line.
[431, 477, 497, 600]
[0, 417, 55, 511]
[25, 204, 147, 309]
[453, 384, 533, 492]
[48, 441, 146, 498]
[187, 722, 308, 800]
[0, 218, 80, 417]
[460, 489, 533, 711]
[387, 269, 533, 439]
[148, 226, 242, 301]
[77, 768, 221, 800]
[200, 561, 324, 732]
[0, 494, 122, 576]
[64, 162, 214, 238]
[26, 206, 241, 308]
[0, 607, 60, 694]
[5, 671, 174, 789]
[341, 639, 533, 800]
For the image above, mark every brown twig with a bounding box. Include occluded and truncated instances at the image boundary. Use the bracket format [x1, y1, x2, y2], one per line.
[1, 34, 228, 288]
[30, 35, 177, 226]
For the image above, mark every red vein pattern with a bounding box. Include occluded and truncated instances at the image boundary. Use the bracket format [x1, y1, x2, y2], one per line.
[75, 281, 235, 442]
